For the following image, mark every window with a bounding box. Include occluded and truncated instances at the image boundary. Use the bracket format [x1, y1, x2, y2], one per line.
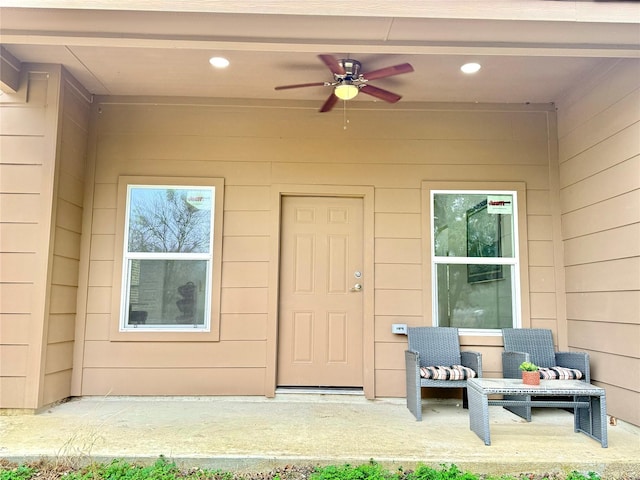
[112, 177, 224, 338]
[430, 190, 521, 333]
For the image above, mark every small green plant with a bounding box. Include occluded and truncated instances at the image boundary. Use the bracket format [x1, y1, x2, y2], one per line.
[312, 460, 395, 480]
[0, 458, 603, 480]
[565, 472, 600, 480]
[519, 361, 539, 372]
[0, 465, 36, 480]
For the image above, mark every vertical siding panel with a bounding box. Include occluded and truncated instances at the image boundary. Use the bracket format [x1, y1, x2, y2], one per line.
[41, 71, 91, 408]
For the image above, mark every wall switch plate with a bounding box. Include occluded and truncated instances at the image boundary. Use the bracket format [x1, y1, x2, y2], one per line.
[391, 324, 407, 335]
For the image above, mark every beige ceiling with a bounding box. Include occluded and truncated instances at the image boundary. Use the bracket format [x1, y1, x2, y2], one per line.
[1, 1, 639, 108]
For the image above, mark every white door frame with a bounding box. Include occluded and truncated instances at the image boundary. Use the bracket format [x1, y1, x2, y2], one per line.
[266, 184, 375, 399]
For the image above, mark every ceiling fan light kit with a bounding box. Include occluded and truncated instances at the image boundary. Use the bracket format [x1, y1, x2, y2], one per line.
[334, 84, 359, 100]
[275, 54, 414, 112]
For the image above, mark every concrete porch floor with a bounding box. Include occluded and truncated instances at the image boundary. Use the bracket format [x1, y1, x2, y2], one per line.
[1, 394, 639, 478]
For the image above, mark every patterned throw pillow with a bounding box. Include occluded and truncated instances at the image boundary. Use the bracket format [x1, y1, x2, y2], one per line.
[538, 366, 583, 380]
[419, 365, 477, 380]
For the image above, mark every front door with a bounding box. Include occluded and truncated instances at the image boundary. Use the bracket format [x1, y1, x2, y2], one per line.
[277, 196, 364, 387]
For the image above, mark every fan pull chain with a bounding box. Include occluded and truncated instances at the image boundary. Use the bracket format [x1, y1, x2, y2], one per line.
[343, 100, 349, 130]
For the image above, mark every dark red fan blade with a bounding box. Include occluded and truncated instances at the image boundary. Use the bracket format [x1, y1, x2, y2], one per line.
[362, 63, 414, 81]
[319, 93, 339, 112]
[318, 54, 346, 76]
[275, 82, 327, 90]
[360, 84, 402, 103]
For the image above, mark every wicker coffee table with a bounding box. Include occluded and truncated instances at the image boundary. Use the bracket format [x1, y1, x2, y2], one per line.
[467, 378, 607, 447]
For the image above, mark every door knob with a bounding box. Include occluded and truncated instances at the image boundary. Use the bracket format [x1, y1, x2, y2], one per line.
[351, 283, 362, 292]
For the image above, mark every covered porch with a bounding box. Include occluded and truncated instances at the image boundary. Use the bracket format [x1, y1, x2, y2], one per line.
[1, 394, 638, 478]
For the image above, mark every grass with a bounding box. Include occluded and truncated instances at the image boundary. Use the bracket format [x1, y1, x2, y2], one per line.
[0, 457, 606, 480]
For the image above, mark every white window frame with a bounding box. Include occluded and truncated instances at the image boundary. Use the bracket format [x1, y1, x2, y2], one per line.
[110, 176, 224, 342]
[430, 189, 522, 336]
[120, 184, 215, 332]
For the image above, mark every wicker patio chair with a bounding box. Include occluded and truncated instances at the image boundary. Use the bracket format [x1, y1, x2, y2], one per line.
[405, 326, 482, 421]
[501, 328, 590, 421]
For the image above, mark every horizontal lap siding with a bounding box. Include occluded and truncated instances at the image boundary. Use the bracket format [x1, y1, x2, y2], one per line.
[0, 71, 50, 408]
[557, 59, 640, 426]
[84, 99, 555, 397]
[43, 74, 90, 406]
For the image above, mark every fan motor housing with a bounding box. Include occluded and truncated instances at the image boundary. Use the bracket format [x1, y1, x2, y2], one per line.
[339, 59, 362, 80]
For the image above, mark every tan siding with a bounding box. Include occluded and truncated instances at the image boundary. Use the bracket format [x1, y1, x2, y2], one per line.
[568, 320, 639, 359]
[42, 370, 72, 406]
[528, 266, 556, 293]
[225, 186, 270, 211]
[90, 235, 116, 261]
[559, 122, 640, 188]
[49, 285, 79, 314]
[51, 256, 80, 286]
[0, 224, 39, 252]
[374, 238, 421, 264]
[374, 213, 421, 238]
[375, 188, 421, 213]
[566, 291, 640, 324]
[0, 253, 36, 283]
[557, 58, 640, 426]
[525, 189, 551, 216]
[0, 377, 26, 407]
[374, 264, 421, 290]
[85, 314, 110, 341]
[560, 157, 639, 213]
[529, 292, 558, 319]
[527, 241, 555, 267]
[222, 236, 270, 261]
[561, 190, 640, 240]
[93, 183, 117, 208]
[1, 284, 33, 314]
[595, 382, 640, 427]
[375, 369, 405, 397]
[0, 165, 43, 193]
[559, 89, 640, 162]
[0, 314, 31, 344]
[88, 261, 114, 287]
[0, 136, 45, 165]
[82, 368, 266, 395]
[563, 224, 639, 266]
[220, 314, 268, 341]
[565, 258, 640, 292]
[220, 287, 269, 314]
[83, 340, 266, 368]
[79, 99, 558, 403]
[0, 345, 28, 376]
[375, 290, 422, 316]
[40, 73, 90, 408]
[53, 228, 81, 259]
[45, 342, 74, 374]
[223, 211, 270, 236]
[86, 286, 112, 314]
[0, 194, 41, 223]
[221, 262, 269, 288]
[47, 314, 76, 344]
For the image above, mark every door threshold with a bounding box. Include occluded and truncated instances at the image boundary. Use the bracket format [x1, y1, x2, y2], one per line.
[276, 386, 364, 396]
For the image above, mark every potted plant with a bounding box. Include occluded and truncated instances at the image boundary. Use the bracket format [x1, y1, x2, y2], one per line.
[519, 361, 540, 386]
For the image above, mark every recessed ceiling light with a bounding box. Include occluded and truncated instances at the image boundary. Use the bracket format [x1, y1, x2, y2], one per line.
[461, 62, 481, 74]
[209, 57, 230, 68]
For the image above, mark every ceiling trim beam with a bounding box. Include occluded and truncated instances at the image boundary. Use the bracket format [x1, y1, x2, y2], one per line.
[1, 0, 639, 24]
[2, 32, 639, 59]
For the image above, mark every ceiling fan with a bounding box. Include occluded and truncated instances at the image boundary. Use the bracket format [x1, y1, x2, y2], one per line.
[274, 55, 414, 112]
